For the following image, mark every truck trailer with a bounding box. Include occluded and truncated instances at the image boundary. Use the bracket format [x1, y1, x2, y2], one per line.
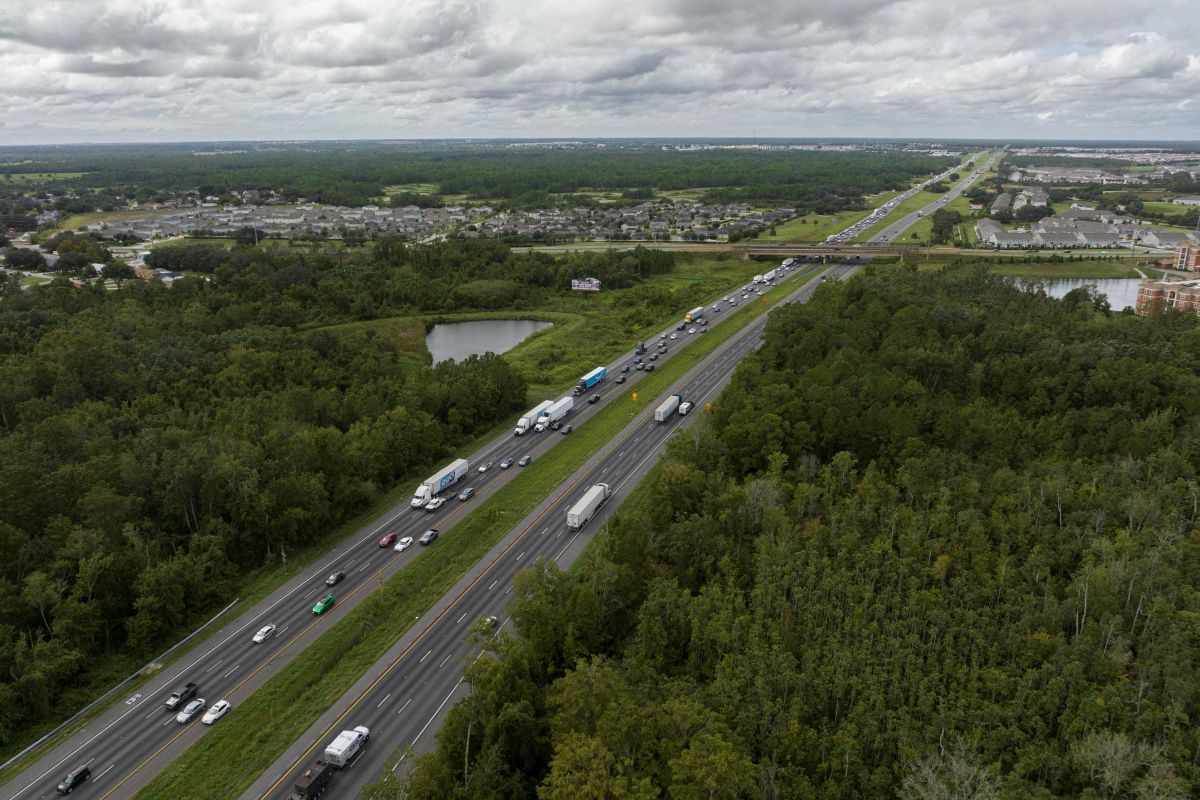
[578, 366, 606, 392]
[286, 761, 334, 800]
[324, 726, 369, 768]
[535, 397, 573, 432]
[684, 306, 705, 323]
[762, 269, 778, 282]
[567, 483, 611, 530]
[515, 400, 554, 436]
[410, 459, 469, 508]
[654, 395, 681, 422]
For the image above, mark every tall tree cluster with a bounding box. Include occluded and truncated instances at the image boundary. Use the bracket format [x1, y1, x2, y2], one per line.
[380, 267, 1200, 799]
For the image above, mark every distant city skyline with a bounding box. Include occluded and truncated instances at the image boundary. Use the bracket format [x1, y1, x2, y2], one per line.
[1, 0, 1198, 145]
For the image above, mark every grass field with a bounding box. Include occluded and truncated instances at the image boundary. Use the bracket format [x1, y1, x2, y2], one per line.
[916, 256, 1160, 280]
[0, 172, 87, 183]
[133, 263, 820, 800]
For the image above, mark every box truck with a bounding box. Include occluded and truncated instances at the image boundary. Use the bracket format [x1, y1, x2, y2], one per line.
[684, 306, 705, 323]
[535, 397, 573, 432]
[286, 761, 334, 800]
[577, 366, 606, 392]
[515, 400, 553, 436]
[654, 395, 681, 422]
[324, 726, 369, 768]
[567, 483, 611, 530]
[410, 459, 469, 508]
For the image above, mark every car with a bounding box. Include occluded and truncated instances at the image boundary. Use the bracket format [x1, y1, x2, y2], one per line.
[500, 457, 514, 469]
[621, 365, 629, 373]
[424, 496, 445, 512]
[635, 362, 644, 370]
[202, 699, 231, 725]
[616, 375, 626, 384]
[419, 529, 439, 545]
[478, 461, 494, 473]
[252, 624, 276, 644]
[688, 328, 696, 335]
[550, 420, 563, 431]
[56, 766, 90, 795]
[176, 698, 206, 724]
[589, 393, 600, 404]
[325, 571, 344, 586]
[677, 323, 686, 331]
[679, 401, 694, 415]
[561, 424, 573, 434]
[648, 353, 658, 361]
[379, 531, 398, 547]
[392, 535, 414, 553]
[645, 364, 656, 372]
[313, 594, 335, 615]
[458, 487, 475, 501]
[482, 615, 499, 629]
[659, 332, 667, 339]
[670, 333, 678, 340]
[518, 454, 532, 466]
[741, 293, 749, 299]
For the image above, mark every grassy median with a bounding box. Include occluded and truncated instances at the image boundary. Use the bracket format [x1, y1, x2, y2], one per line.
[133, 264, 820, 800]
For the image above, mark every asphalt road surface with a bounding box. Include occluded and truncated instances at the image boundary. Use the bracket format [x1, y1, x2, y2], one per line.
[0, 256, 816, 800]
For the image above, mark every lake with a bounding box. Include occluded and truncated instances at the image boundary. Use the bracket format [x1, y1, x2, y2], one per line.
[1015, 278, 1142, 311]
[426, 319, 553, 364]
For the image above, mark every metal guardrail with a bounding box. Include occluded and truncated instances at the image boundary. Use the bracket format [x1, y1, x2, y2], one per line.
[0, 598, 240, 773]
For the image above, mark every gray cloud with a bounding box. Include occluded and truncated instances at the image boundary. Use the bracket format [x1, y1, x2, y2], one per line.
[0, 0, 1196, 143]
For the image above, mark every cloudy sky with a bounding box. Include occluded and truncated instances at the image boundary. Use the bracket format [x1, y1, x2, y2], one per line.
[1, 0, 1198, 144]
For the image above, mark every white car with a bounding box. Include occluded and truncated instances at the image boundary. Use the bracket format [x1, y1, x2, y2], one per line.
[688, 328, 696, 335]
[176, 698, 206, 724]
[252, 624, 276, 644]
[202, 700, 231, 725]
[424, 496, 446, 511]
[394, 536, 414, 552]
[670, 333, 678, 340]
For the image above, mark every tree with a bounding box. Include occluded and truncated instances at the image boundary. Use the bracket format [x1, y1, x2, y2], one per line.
[899, 739, 999, 800]
[2, 247, 46, 270]
[102, 261, 136, 286]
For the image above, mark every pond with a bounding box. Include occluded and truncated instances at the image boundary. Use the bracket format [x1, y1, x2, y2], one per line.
[1015, 278, 1142, 311]
[425, 319, 553, 364]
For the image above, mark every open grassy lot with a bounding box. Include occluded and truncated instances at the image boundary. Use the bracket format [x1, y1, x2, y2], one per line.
[134, 263, 820, 800]
[914, 254, 1161, 280]
[383, 182, 440, 195]
[0, 172, 87, 183]
[316, 315, 434, 363]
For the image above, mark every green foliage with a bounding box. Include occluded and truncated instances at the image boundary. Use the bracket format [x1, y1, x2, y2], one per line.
[377, 266, 1200, 799]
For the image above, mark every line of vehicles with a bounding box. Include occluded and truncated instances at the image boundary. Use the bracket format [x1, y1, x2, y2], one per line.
[285, 725, 370, 800]
[824, 159, 979, 244]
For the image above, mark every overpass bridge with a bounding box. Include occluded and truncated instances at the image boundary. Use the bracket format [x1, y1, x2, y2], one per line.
[732, 243, 916, 258]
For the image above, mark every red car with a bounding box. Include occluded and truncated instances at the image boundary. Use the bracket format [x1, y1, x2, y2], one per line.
[379, 532, 398, 547]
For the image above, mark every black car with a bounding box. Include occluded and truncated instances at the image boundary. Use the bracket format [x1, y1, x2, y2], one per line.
[419, 529, 439, 545]
[561, 425, 573, 435]
[589, 394, 600, 404]
[645, 364, 656, 372]
[621, 365, 629, 373]
[56, 766, 90, 795]
[325, 571, 344, 586]
[677, 323, 686, 331]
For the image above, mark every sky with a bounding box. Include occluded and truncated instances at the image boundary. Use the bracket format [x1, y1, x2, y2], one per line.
[0, 0, 1198, 145]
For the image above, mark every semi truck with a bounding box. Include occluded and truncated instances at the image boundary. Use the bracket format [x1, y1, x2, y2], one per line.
[567, 483, 611, 530]
[515, 400, 554, 436]
[286, 761, 334, 800]
[410, 459, 469, 508]
[752, 274, 764, 284]
[535, 397, 573, 432]
[762, 269, 778, 282]
[324, 726, 369, 768]
[578, 366, 606, 392]
[684, 306, 705, 323]
[654, 395, 681, 423]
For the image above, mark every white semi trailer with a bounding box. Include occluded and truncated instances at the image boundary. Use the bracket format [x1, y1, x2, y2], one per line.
[566, 483, 611, 530]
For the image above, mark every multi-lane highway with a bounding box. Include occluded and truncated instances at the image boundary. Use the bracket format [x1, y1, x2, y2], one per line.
[0, 253, 817, 800]
[245, 155, 1001, 800]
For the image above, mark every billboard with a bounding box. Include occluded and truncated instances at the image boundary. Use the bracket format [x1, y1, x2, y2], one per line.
[571, 277, 602, 292]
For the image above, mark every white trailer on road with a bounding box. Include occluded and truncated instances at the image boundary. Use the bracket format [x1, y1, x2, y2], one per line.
[566, 483, 611, 530]
[324, 726, 369, 768]
[411, 458, 469, 508]
[535, 397, 573, 432]
[515, 400, 553, 436]
[654, 395, 681, 423]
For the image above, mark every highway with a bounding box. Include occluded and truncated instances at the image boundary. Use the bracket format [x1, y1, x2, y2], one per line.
[0, 253, 816, 800]
[243, 154, 1001, 800]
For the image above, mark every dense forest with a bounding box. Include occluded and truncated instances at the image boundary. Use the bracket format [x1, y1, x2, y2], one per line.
[372, 267, 1200, 799]
[0, 143, 953, 209]
[0, 239, 681, 751]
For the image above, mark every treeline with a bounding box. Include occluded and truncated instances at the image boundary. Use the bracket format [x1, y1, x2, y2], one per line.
[2, 142, 952, 209]
[0, 238, 683, 750]
[374, 267, 1200, 799]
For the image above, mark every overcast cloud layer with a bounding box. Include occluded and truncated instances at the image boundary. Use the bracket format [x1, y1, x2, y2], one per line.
[1, 0, 1198, 144]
